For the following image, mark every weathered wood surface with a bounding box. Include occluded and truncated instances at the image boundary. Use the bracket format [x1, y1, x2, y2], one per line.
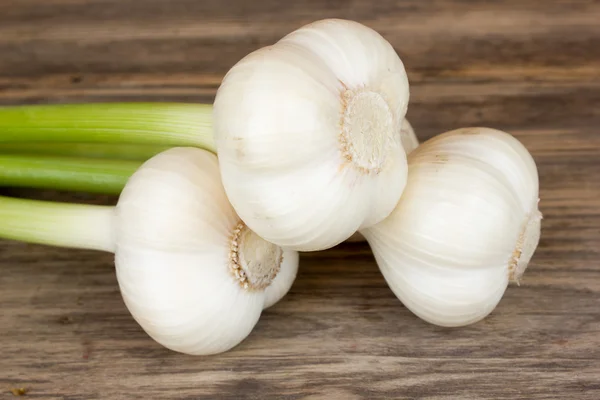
[1, 0, 599, 398]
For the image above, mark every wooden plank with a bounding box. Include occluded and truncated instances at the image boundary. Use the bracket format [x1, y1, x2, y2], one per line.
[1, 0, 599, 398]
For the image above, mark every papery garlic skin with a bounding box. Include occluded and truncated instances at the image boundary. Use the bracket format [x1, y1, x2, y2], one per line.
[214, 18, 410, 251]
[362, 127, 541, 327]
[114, 148, 298, 355]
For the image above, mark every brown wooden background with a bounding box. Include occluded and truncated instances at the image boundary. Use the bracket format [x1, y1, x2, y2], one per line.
[1, 0, 599, 398]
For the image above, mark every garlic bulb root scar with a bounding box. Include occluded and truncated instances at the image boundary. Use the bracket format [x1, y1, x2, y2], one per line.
[229, 221, 283, 290]
[340, 88, 395, 175]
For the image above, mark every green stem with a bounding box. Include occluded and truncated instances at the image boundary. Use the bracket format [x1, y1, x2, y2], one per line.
[0, 195, 115, 252]
[0, 154, 141, 195]
[0, 142, 170, 161]
[0, 103, 215, 150]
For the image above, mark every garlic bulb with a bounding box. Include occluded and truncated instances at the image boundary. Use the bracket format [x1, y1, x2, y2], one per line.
[115, 147, 298, 355]
[347, 118, 418, 243]
[361, 127, 541, 327]
[214, 18, 410, 251]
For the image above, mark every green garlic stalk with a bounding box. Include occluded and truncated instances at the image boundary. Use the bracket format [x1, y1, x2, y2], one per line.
[0, 154, 139, 195]
[0, 103, 215, 150]
[0, 142, 169, 161]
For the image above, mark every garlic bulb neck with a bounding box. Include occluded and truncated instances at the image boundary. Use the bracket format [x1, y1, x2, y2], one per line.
[341, 89, 394, 174]
[510, 206, 542, 283]
[229, 221, 283, 290]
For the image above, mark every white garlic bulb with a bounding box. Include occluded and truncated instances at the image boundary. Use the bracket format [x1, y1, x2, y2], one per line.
[361, 127, 542, 327]
[214, 18, 410, 251]
[115, 147, 298, 355]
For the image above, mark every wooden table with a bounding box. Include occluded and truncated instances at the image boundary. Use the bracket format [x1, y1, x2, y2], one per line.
[1, 1, 599, 398]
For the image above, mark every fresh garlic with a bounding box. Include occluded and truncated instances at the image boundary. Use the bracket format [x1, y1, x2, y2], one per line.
[0, 147, 298, 355]
[214, 18, 410, 251]
[115, 148, 298, 354]
[361, 127, 542, 327]
[347, 118, 418, 243]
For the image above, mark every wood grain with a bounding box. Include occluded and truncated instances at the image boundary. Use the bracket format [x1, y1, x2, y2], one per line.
[1, 0, 599, 398]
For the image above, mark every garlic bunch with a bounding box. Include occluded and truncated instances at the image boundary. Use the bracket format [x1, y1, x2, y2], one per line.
[361, 128, 541, 327]
[115, 148, 298, 354]
[214, 18, 410, 251]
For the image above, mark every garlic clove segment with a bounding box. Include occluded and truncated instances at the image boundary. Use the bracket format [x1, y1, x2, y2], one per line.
[114, 148, 298, 355]
[399, 118, 419, 154]
[214, 18, 410, 251]
[347, 118, 418, 243]
[263, 249, 299, 309]
[361, 127, 542, 327]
